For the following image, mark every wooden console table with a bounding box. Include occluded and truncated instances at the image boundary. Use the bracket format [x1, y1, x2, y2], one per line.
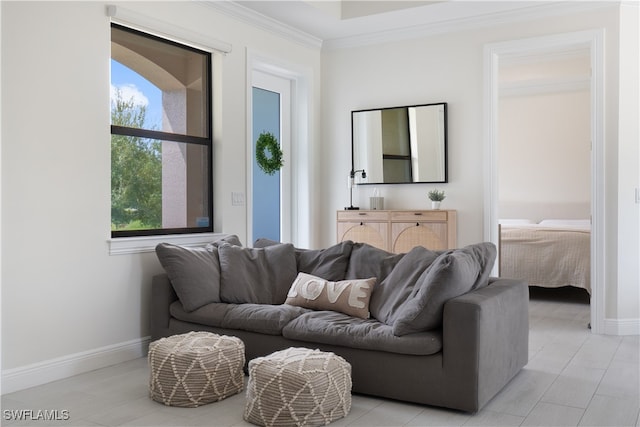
[337, 210, 457, 253]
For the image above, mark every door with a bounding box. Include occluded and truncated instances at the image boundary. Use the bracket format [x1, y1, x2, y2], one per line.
[251, 70, 291, 243]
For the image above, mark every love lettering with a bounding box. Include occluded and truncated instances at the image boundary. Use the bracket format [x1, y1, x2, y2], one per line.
[288, 276, 370, 308]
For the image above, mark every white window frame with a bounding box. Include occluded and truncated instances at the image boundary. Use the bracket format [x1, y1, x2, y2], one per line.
[107, 5, 231, 255]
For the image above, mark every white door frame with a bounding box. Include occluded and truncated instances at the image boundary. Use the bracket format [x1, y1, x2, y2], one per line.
[246, 51, 313, 247]
[251, 70, 292, 243]
[483, 29, 605, 334]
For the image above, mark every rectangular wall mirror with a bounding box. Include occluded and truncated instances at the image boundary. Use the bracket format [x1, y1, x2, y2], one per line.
[351, 102, 447, 184]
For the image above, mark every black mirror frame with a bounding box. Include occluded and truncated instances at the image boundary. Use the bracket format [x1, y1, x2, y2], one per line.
[351, 102, 448, 185]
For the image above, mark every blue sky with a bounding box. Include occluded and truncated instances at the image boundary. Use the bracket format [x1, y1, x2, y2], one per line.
[110, 59, 162, 129]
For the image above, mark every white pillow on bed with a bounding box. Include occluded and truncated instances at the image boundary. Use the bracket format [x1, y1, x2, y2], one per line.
[538, 219, 591, 227]
[499, 219, 534, 225]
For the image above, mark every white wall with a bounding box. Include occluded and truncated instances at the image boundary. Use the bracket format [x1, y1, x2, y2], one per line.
[320, 5, 639, 327]
[498, 89, 591, 222]
[0, 1, 321, 388]
[616, 2, 640, 321]
[497, 47, 591, 221]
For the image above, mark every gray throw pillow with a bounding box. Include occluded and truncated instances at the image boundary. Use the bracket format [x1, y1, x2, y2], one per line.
[218, 243, 297, 304]
[392, 242, 496, 335]
[295, 241, 354, 281]
[345, 243, 405, 283]
[467, 241, 497, 290]
[254, 239, 354, 282]
[253, 237, 279, 248]
[155, 243, 220, 312]
[369, 246, 440, 325]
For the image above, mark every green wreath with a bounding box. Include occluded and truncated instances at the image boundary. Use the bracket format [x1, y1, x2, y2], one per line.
[255, 132, 283, 175]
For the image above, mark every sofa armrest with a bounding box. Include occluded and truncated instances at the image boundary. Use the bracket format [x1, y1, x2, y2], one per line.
[442, 278, 529, 412]
[150, 273, 178, 341]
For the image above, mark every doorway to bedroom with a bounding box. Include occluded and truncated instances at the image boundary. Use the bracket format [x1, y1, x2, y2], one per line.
[485, 30, 605, 333]
[497, 48, 592, 299]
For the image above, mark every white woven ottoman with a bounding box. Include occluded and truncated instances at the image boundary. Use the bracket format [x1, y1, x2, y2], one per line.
[148, 331, 245, 407]
[244, 347, 352, 427]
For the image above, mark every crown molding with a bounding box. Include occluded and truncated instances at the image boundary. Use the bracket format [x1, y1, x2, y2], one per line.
[323, 1, 617, 50]
[198, 1, 618, 51]
[199, 1, 323, 50]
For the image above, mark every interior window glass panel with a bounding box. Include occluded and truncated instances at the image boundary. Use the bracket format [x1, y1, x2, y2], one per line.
[111, 25, 209, 138]
[111, 136, 211, 232]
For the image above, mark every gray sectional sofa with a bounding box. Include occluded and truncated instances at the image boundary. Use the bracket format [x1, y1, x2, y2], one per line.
[150, 237, 529, 413]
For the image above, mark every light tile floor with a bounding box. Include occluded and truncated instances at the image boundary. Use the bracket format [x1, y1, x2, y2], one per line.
[3, 287, 639, 426]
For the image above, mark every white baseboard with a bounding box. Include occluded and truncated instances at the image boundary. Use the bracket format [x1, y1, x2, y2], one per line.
[1, 336, 151, 395]
[603, 318, 640, 336]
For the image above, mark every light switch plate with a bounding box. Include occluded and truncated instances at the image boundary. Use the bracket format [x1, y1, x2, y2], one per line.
[231, 192, 245, 206]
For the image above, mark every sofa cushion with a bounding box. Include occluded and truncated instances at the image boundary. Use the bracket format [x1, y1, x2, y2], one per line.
[169, 301, 309, 335]
[223, 304, 310, 335]
[369, 246, 440, 325]
[170, 300, 230, 326]
[156, 243, 221, 312]
[218, 243, 297, 304]
[254, 239, 354, 281]
[345, 243, 405, 283]
[392, 242, 497, 335]
[285, 272, 376, 319]
[282, 311, 442, 356]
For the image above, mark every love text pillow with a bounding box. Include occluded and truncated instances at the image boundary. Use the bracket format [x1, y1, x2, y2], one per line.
[285, 273, 376, 319]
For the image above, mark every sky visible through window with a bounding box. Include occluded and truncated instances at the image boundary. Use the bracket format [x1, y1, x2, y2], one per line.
[110, 59, 162, 130]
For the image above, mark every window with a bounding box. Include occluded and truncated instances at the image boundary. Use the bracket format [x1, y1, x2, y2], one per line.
[110, 23, 212, 237]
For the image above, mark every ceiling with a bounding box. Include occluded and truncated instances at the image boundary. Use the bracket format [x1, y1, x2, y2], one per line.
[222, 0, 560, 44]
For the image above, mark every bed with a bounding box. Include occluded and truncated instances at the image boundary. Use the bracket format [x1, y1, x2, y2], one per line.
[499, 219, 591, 294]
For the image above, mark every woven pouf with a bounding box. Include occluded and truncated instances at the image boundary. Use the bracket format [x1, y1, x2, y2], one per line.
[148, 331, 245, 407]
[244, 347, 352, 427]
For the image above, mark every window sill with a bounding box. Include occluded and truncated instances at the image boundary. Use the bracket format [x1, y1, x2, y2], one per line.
[108, 232, 229, 255]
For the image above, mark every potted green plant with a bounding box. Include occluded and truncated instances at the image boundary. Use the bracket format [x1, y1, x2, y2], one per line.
[428, 189, 446, 210]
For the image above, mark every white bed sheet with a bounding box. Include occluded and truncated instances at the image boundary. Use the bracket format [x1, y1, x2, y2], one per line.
[500, 222, 591, 294]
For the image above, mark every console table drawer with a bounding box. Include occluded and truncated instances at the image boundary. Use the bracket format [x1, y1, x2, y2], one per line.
[390, 210, 448, 222]
[337, 211, 389, 222]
